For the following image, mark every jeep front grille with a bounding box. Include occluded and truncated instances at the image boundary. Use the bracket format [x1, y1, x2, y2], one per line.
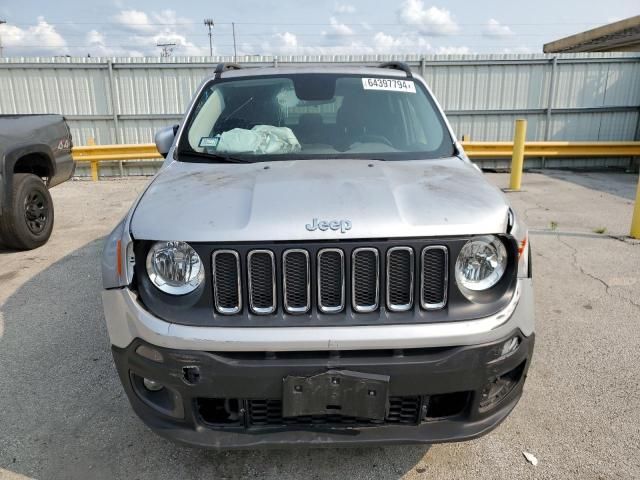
[247, 250, 276, 314]
[211, 245, 448, 316]
[352, 248, 379, 312]
[282, 249, 310, 314]
[421, 246, 449, 310]
[317, 248, 345, 313]
[386, 247, 414, 311]
[212, 250, 242, 314]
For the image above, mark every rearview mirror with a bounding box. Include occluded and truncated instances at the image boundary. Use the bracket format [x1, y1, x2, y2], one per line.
[155, 125, 178, 158]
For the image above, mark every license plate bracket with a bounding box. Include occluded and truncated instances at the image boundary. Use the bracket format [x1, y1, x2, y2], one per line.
[282, 370, 390, 420]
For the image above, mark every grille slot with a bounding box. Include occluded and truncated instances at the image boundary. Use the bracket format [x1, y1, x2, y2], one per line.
[212, 250, 242, 314]
[317, 249, 345, 313]
[421, 246, 448, 310]
[247, 396, 421, 426]
[386, 247, 414, 311]
[210, 243, 447, 317]
[352, 248, 379, 312]
[283, 249, 310, 314]
[247, 250, 276, 314]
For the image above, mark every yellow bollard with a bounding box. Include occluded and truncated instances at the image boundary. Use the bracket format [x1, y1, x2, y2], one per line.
[631, 174, 640, 239]
[87, 137, 99, 181]
[509, 119, 527, 191]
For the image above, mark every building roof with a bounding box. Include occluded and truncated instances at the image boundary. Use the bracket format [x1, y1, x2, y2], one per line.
[543, 15, 640, 53]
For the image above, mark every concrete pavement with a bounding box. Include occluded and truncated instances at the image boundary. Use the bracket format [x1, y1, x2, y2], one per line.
[0, 171, 639, 479]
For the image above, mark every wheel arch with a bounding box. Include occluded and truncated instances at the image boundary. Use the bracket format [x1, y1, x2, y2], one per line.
[1, 143, 55, 216]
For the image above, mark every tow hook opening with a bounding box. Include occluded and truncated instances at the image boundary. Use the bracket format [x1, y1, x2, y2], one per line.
[182, 366, 201, 385]
[478, 361, 526, 412]
[130, 372, 184, 419]
[197, 398, 243, 425]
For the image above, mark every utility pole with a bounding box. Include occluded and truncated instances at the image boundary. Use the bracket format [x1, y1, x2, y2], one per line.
[204, 18, 214, 57]
[232, 22, 237, 62]
[0, 20, 6, 58]
[156, 42, 176, 57]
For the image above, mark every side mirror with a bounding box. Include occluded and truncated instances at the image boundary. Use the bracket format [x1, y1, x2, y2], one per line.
[155, 124, 178, 158]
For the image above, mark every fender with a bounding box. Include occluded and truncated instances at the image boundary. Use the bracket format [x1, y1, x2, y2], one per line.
[0, 143, 55, 216]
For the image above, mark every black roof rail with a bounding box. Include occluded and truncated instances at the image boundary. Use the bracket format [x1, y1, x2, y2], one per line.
[214, 62, 243, 79]
[377, 61, 413, 78]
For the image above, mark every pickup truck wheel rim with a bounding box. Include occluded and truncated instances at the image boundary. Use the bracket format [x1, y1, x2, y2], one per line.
[24, 190, 48, 235]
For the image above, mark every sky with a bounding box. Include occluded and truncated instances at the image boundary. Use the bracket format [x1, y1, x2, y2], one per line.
[0, 0, 638, 58]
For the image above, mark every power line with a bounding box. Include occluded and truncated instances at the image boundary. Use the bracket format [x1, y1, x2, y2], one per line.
[33, 31, 575, 38]
[10, 43, 545, 49]
[5, 20, 610, 27]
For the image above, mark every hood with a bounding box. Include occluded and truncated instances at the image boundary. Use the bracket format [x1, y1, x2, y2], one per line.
[130, 157, 510, 242]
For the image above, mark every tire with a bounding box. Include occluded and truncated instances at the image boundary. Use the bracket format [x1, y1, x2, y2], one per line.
[0, 173, 54, 250]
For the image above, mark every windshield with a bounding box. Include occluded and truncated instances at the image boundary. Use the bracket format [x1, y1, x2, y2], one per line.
[178, 74, 454, 162]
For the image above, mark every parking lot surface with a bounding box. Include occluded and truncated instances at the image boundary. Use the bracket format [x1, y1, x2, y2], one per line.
[1, 171, 639, 480]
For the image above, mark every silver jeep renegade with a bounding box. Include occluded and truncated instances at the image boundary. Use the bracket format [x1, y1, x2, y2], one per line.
[101, 62, 534, 448]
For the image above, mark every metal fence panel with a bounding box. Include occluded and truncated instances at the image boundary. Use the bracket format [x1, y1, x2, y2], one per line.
[1, 53, 639, 174]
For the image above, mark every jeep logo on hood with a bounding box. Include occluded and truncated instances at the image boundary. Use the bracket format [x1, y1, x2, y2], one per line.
[305, 218, 352, 234]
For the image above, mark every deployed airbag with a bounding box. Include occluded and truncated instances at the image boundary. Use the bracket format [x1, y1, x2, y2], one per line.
[217, 125, 301, 154]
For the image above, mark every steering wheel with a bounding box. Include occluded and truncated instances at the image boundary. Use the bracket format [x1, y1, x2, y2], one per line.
[352, 134, 393, 147]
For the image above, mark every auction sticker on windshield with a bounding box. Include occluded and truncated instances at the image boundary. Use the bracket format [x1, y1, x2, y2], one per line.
[362, 78, 416, 93]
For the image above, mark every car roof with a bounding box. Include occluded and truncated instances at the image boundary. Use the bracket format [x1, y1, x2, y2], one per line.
[215, 65, 412, 80]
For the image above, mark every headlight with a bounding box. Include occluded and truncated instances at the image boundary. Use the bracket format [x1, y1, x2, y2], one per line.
[455, 235, 508, 291]
[146, 241, 205, 295]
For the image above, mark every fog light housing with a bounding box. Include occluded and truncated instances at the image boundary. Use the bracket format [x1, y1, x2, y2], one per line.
[488, 336, 521, 363]
[478, 361, 526, 412]
[136, 344, 164, 363]
[143, 378, 164, 392]
[501, 337, 520, 358]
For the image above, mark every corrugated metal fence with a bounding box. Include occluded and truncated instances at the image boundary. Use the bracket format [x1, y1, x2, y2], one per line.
[1, 53, 639, 174]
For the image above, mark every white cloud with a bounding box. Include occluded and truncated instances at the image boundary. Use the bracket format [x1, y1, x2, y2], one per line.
[373, 32, 431, 52]
[484, 19, 514, 37]
[109, 9, 208, 56]
[86, 29, 105, 45]
[0, 18, 68, 56]
[271, 32, 299, 53]
[113, 9, 154, 32]
[329, 17, 355, 36]
[502, 46, 532, 54]
[435, 45, 471, 54]
[334, 3, 356, 13]
[84, 30, 143, 57]
[397, 0, 458, 35]
[261, 28, 470, 56]
[264, 32, 374, 56]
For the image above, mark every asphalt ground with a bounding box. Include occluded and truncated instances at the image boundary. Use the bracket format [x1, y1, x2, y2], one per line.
[0, 171, 639, 480]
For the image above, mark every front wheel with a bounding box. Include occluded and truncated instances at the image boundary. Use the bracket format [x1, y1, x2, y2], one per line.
[0, 173, 54, 250]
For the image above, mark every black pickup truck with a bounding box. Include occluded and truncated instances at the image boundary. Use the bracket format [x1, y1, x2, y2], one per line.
[0, 115, 74, 250]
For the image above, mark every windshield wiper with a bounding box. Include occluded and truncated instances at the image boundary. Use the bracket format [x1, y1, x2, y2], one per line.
[179, 151, 253, 164]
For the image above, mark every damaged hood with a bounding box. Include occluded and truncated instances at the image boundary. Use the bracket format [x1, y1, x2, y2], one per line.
[130, 157, 510, 242]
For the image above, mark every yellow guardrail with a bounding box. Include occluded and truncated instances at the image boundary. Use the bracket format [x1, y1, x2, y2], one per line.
[71, 141, 640, 166]
[72, 144, 162, 161]
[462, 141, 640, 158]
[71, 137, 640, 238]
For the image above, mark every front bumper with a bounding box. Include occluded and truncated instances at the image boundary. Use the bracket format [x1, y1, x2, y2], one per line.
[104, 279, 534, 448]
[112, 330, 534, 449]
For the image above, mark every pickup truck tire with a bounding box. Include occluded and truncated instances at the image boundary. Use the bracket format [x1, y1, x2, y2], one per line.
[0, 173, 54, 250]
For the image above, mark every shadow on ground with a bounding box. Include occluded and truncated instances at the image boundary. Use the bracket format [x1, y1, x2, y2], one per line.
[0, 239, 428, 480]
[540, 169, 638, 201]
